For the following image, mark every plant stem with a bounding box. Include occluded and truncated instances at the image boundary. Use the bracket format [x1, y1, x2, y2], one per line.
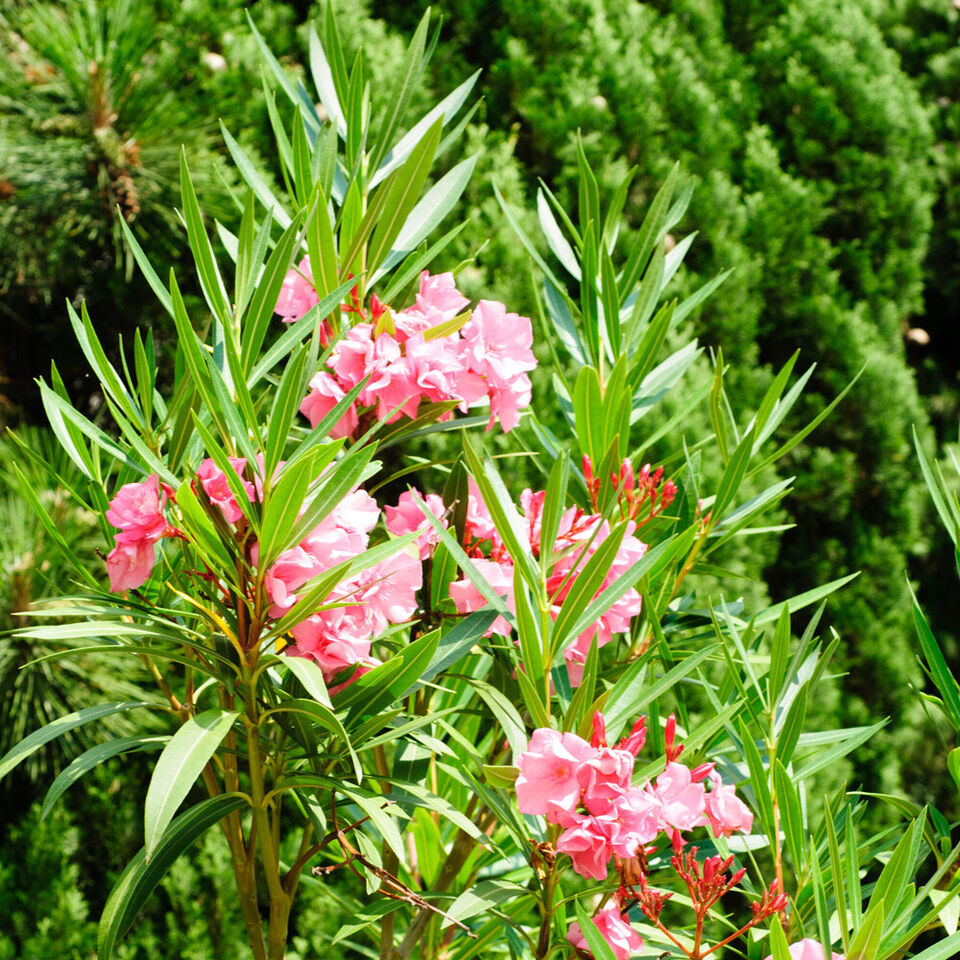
[375, 746, 400, 959]
[244, 661, 290, 959]
[395, 821, 487, 959]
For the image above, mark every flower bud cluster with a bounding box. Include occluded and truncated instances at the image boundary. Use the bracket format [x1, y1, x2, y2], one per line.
[583, 455, 678, 525]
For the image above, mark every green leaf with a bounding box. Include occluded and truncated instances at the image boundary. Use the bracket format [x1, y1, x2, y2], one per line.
[118, 216, 174, 317]
[338, 783, 408, 864]
[369, 155, 478, 286]
[580, 223, 601, 366]
[364, 117, 444, 280]
[600, 247, 621, 355]
[330, 903, 405, 947]
[143, 709, 239, 859]
[447, 879, 528, 925]
[265, 345, 310, 475]
[482, 765, 520, 790]
[180, 149, 231, 326]
[462, 434, 538, 589]
[176, 479, 238, 573]
[368, 8, 430, 172]
[370, 70, 480, 188]
[793, 720, 887, 781]
[739, 720, 775, 843]
[573, 365, 604, 465]
[41, 736, 168, 821]
[283, 656, 333, 707]
[68, 301, 143, 429]
[605, 645, 716, 740]
[872, 814, 922, 912]
[560, 530, 695, 648]
[750, 367, 864, 477]
[550, 524, 626, 652]
[537, 187, 581, 279]
[38, 382, 144, 477]
[753, 573, 860, 625]
[909, 581, 960, 730]
[240, 209, 307, 373]
[258, 451, 319, 568]
[220, 121, 292, 229]
[767, 915, 792, 960]
[914, 425, 960, 548]
[907, 933, 960, 960]
[427, 613, 495, 679]
[573, 900, 619, 960]
[847, 899, 884, 960]
[773, 758, 804, 870]
[619, 163, 678, 297]
[11, 463, 99, 586]
[0, 702, 151, 784]
[271, 698, 360, 781]
[98, 794, 247, 959]
[247, 276, 357, 390]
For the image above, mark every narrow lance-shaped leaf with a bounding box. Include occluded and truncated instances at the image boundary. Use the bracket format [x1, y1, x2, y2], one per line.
[41, 736, 169, 821]
[0, 701, 152, 784]
[143, 708, 240, 859]
[98, 794, 248, 960]
[180, 149, 232, 327]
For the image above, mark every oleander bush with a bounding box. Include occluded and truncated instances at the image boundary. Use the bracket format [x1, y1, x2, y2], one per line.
[2, 9, 959, 960]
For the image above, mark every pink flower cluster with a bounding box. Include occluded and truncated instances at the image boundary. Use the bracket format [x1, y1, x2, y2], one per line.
[106, 458, 259, 593]
[515, 713, 753, 883]
[262, 489, 422, 681]
[105, 475, 176, 592]
[292, 271, 536, 434]
[390, 482, 649, 685]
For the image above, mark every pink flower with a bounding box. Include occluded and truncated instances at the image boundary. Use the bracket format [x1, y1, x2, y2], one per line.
[578, 747, 635, 813]
[606, 789, 664, 853]
[290, 610, 373, 680]
[275, 256, 319, 322]
[448, 558, 515, 636]
[515, 728, 594, 819]
[458, 299, 536, 431]
[197, 457, 255, 524]
[650, 762, 707, 832]
[763, 940, 844, 960]
[106, 538, 158, 592]
[384, 490, 447, 559]
[464, 479, 501, 548]
[299, 372, 359, 438]
[567, 907, 644, 960]
[556, 815, 615, 880]
[393, 270, 470, 340]
[106, 475, 169, 544]
[263, 488, 379, 616]
[352, 551, 423, 635]
[405, 333, 464, 404]
[412, 271, 470, 324]
[263, 544, 327, 615]
[704, 775, 754, 838]
[285, 551, 421, 680]
[330, 326, 423, 422]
